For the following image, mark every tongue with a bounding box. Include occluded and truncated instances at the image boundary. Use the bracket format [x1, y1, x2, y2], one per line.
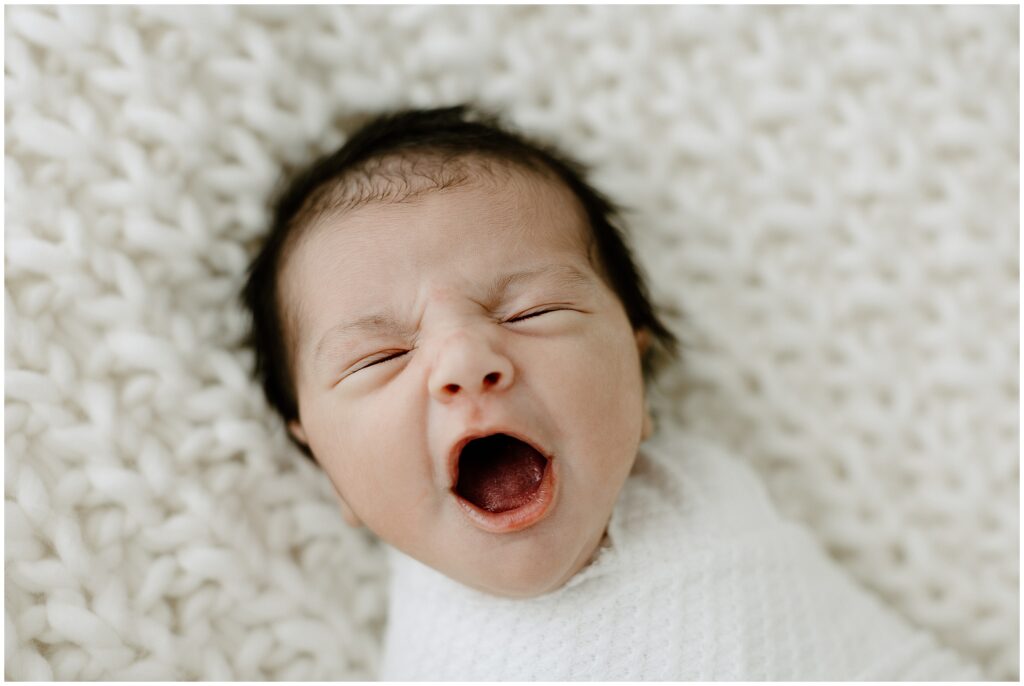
[455, 434, 547, 513]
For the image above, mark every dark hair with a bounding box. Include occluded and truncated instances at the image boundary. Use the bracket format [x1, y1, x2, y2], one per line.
[241, 104, 680, 460]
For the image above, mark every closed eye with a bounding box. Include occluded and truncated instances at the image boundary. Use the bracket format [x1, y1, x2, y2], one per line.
[353, 350, 408, 373]
[507, 308, 562, 323]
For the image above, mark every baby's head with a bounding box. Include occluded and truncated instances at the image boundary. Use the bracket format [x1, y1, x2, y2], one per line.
[242, 105, 679, 598]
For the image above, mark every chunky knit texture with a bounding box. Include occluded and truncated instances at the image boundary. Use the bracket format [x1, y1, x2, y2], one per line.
[5, 5, 1017, 680]
[380, 429, 983, 680]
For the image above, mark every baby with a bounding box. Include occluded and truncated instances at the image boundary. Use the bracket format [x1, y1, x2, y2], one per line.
[241, 105, 982, 679]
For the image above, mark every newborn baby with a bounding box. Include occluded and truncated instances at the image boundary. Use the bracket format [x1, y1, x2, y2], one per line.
[241, 105, 981, 679]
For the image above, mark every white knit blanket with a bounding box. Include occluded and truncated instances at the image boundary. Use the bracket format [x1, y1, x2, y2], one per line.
[381, 429, 983, 680]
[5, 5, 1017, 680]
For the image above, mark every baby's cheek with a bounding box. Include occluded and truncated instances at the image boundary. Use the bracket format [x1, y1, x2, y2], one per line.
[302, 394, 369, 472]
[588, 327, 645, 430]
[557, 331, 642, 424]
[347, 393, 429, 494]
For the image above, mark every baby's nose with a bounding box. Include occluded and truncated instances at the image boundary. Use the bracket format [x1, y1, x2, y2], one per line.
[427, 331, 514, 402]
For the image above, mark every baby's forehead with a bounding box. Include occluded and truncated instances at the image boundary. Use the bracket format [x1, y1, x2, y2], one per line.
[294, 150, 573, 237]
[291, 157, 594, 279]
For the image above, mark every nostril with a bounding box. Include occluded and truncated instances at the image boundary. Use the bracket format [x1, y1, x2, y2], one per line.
[438, 374, 502, 397]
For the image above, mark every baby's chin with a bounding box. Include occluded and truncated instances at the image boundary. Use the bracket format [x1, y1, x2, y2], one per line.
[442, 522, 610, 599]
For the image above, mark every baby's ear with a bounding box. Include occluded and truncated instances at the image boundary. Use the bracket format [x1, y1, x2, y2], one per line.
[287, 419, 308, 446]
[634, 329, 651, 354]
[635, 328, 651, 356]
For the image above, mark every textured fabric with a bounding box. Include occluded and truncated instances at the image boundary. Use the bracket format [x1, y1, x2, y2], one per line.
[379, 429, 983, 680]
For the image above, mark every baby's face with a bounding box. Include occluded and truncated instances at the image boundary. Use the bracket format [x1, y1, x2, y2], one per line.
[282, 169, 648, 598]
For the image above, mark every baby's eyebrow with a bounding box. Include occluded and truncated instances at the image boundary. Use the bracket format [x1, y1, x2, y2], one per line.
[310, 263, 592, 367]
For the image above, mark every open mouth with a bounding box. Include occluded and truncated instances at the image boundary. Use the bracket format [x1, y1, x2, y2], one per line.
[451, 433, 556, 533]
[455, 434, 547, 512]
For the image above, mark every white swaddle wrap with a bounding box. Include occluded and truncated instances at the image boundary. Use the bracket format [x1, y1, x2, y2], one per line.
[379, 430, 982, 680]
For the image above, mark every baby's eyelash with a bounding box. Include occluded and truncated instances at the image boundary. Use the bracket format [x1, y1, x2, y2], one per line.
[508, 308, 559, 323]
[358, 351, 407, 371]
